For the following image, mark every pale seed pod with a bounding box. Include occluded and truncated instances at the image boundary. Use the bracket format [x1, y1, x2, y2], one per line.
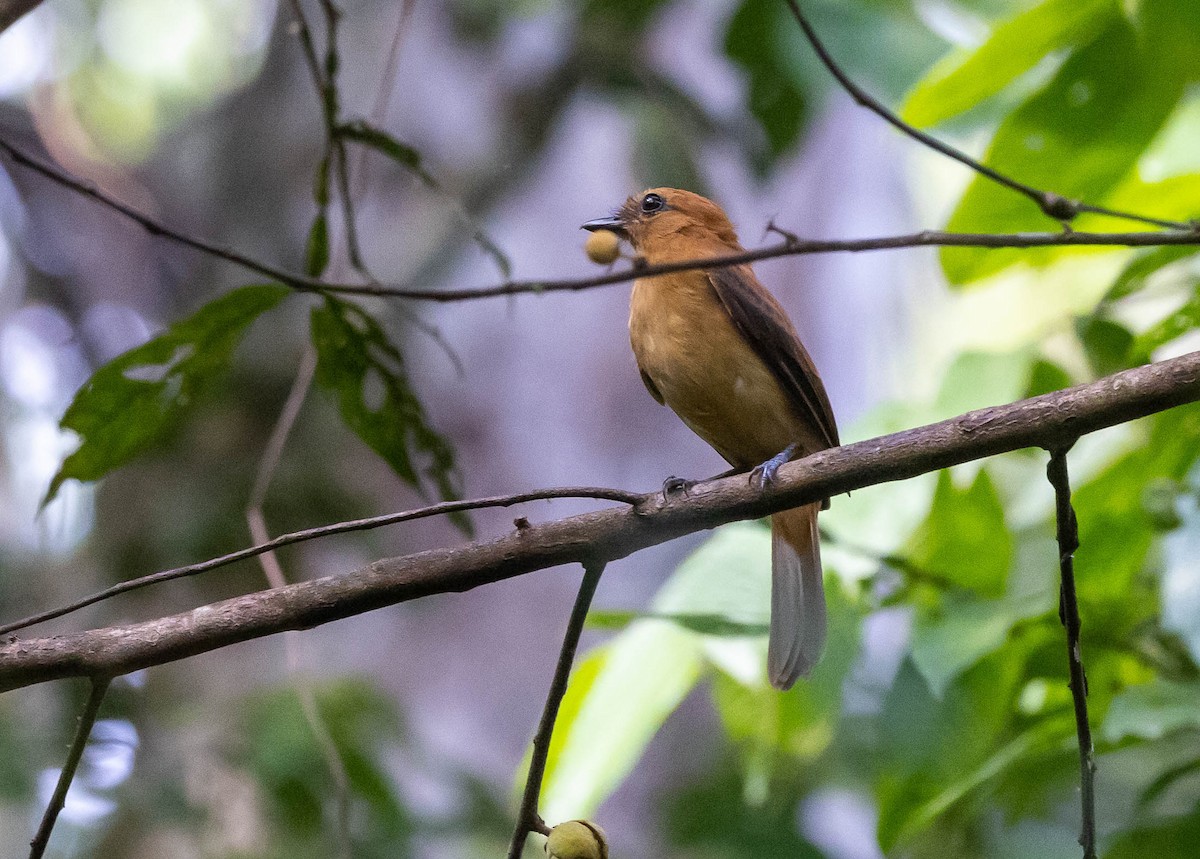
[544, 819, 608, 859]
[584, 230, 621, 265]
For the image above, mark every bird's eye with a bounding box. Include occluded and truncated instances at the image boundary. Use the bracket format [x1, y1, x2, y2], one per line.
[640, 193, 665, 214]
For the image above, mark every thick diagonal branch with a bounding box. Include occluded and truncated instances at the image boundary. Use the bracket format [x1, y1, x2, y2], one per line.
[2, 352, 1200, 693]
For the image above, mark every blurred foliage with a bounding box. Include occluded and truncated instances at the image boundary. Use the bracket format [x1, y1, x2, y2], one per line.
[44, 284, 289, 505]
[310, 297, 468, 531]
[6, 0, 1200, 856]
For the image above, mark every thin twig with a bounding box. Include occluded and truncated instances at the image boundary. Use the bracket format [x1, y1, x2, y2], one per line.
[0, 486, 641, 637]
[354, 0, 417, 197]
[0, 0, 45, 35]
[2, 134, 1196, 303]
[28, 677, 111, 859]
[243, 345, 354, 859]
[782, 0, 1192, 231]
[1047, 446, 1097, 859]
[507, 560, 606, 859]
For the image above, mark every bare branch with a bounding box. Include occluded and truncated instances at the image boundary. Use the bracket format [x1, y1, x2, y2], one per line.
[28, 678, 111, 859]
[0, 485, 642, 637]
[1047, 447, 1097, 859]
[0, 0, 42, 35]
[507, 560, 606, 858]
[782, 0, 1191, 231]
[3, 352, 1200, 693]
[1, 134, 1196, 304]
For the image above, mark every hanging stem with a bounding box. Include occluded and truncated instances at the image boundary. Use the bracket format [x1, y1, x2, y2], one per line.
[506, 559, 607, 858]
[1047, 446, 1097, 859]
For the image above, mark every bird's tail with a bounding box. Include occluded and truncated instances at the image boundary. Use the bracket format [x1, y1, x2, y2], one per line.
[768, 504, 827, 690]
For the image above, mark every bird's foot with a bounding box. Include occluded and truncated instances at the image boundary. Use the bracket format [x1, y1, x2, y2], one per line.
[661, 475, 694, 500]
[750, 443, 799, 490]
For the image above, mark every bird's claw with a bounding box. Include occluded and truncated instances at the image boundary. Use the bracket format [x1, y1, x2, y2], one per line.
[662, 475, 693, 499]
[751, 443, 799, 490]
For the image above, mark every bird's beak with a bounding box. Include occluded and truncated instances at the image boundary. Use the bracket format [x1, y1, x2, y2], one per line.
[581, 214, 627, 237]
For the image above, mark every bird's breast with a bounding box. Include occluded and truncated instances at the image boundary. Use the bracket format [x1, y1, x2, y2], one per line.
[629, 273, 808, 468]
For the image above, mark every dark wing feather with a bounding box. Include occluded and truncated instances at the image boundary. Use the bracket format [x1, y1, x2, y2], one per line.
[707, 266, 839, 449]
[639, 367, 665, 405]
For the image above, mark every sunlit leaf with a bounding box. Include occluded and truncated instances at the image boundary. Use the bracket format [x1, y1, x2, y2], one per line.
[1102, 243, 1200, 304]
[310, 297, 465, 529]
[902, 0, 1116, 128]
[713, 580, 860, 766]
[45, 284, 289, 506]
[940, 15, 1187, 284]
[586, 610, 768, 636]
[536, 523, 775, 821]
[535, 620, 705, 823]
[1130, 285, 1200, 362]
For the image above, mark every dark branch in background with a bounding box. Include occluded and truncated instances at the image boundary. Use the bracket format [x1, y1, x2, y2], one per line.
[1047, 447, 1097, 859]
[27, 677, 110, 859]
[507, 560, 607, 858]
[783, 0, 1192, 231]
[2, 134, 1199, 302]
[3, 351, 1200, 693]
[0, 486, 641, 637]
[0, 0, 42, 34]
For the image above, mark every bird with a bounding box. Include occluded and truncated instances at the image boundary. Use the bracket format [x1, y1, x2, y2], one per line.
[583, 188, 839, 690]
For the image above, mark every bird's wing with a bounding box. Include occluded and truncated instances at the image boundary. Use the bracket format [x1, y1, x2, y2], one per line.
[639, 366, 665, 405]
[707, 266, 839, 449]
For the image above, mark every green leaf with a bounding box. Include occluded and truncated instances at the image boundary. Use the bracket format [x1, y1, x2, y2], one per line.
[907, 468, 1012, 597]
[535, 523, 778, 821]
[884, 716, 1071, 849]
[305, 212, 330, 277]
[911, 598, 1014, 698]
[725, 0, 807, 161]
[1105, 810, 1200, 859]
[713, 580, 860, 766]
[240, 679, 410, 848]
[336, 120, 426, 176]
[1131, 285, 1200, 362]
[876, 649, 1038, 850]
[1101, 243, 1200, 304]
[310, 298, 465, 528]
[336, 119, 512, 277]
[1075, 315, 1133, 376]
[933, 350, 1033, 420]
[940, 15, 1188, 284]
[1024, 358, 1073, 398]
[1102, 680, 1200, 743]
[586, 610, 768, 637]
[535, 619, 705, 823]
[1073, 404, 1200, 611]
[902, 0, 1116, 128]
[45, 284, 289, 505]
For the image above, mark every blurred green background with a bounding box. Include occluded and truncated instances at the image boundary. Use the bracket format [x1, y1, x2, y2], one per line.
[1, 0, 1199, 856]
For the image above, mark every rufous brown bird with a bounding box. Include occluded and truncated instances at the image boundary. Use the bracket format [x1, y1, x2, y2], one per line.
[583, 188, 839, 690]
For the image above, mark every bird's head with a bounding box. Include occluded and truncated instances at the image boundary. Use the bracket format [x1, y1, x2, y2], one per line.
[582, 188, 741, 260]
